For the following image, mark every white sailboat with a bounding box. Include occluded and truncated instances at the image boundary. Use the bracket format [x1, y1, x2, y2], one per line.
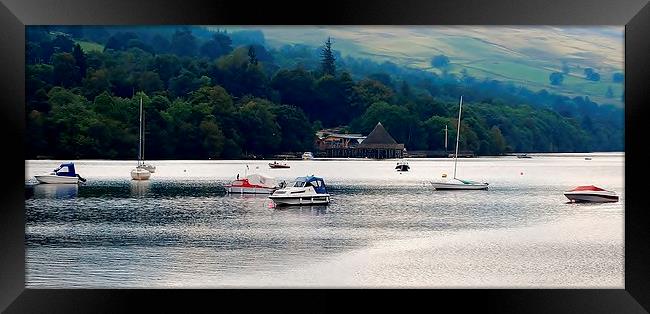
[430, 96, 489, 190]
[131, 97, 151, 180]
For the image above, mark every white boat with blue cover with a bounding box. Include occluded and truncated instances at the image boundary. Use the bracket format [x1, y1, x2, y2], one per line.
[269, 175, 330, 206]
[35, 162, 86, 184]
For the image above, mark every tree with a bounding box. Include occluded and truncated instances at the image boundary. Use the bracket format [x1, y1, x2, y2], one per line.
[199, 32, 233, 59]
[72, 43, 87, 80]
[320, 37, 336, 76]
[549, 72, 564, 86]
[169, 29, 198, 57]
[248, 45, 258, 66]
[431, 55, 450, 68]
[51, 53, 79, 87]
[584, 68, 601, 81]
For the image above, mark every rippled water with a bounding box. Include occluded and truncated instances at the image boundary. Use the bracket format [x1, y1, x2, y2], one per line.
[25, 154, 624, 288]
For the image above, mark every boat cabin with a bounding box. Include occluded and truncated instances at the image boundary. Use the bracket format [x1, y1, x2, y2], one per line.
[53, 163, 78, 177]
[292, 176, 327, 194]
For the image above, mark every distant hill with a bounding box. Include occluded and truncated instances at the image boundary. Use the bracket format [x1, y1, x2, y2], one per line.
[226, 26, 624, 107]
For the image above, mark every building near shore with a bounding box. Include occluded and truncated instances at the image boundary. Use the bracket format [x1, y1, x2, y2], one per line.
[323, 122, 405, 159]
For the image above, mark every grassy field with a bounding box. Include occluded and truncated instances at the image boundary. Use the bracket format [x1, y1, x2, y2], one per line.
[76, 40, 104, 53]
[258, 27, 624, 106]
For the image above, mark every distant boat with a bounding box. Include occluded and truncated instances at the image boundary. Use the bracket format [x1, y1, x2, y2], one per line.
[585, 157, 592, 160]
[35, 162, 86, 184]
[226, 173, 282, 194]
[131, 97, 151, 180]
[517, 154, 532, 159]
[431, 96, 489, 190]
[395, 160, 410, 172]
[269, 161, 290, 169]
[564, 185, 619, 203]
[302, 152, 314, 160]
[269, 175, 330, 206]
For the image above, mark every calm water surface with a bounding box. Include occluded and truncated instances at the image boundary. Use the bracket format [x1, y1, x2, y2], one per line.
[25, 154, 624, 287]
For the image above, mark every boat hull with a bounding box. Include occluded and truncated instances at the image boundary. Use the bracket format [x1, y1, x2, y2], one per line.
[564, 192, 618, 203]
[130, 169, 151, 180]
[269, 194, 330, 206]
[35, 175, 79, 184]
[430, 182, 489, 190]
[227, 186, 276, 194]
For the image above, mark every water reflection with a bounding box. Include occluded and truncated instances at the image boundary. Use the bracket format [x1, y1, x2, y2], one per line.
[32, 184, 79, 199]
[130, 180, 150, 197]
[274, 204, 329, 215]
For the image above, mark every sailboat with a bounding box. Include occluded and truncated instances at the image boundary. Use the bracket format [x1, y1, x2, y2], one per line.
[430, 96, 489, 190]
[131, 97, 152, 180]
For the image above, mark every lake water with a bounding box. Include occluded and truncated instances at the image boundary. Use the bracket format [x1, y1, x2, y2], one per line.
[24, 154, 624, 288]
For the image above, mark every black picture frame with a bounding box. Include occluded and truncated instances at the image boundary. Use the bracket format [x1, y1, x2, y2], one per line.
[2, 0, 649, 312]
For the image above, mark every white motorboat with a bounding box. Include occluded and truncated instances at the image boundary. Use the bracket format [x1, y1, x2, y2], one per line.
[430, 96, 489, 190]
[564, 185, 619, 203]
[302, 152, 314, 160]
[269, 175, 330, 206]
[131, 96, 152, 180]
[226, 173, 283, 194]
[395, 160, 410, 172]
[35, 162, 86, 184]
[269, 161, 290, 169]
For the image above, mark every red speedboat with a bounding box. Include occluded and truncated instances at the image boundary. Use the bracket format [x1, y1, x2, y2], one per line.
[226, 174, 282, 194]
[564, 185, 619, 203]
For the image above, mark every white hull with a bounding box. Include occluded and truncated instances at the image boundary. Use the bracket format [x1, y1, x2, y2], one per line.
[131, 168, 151, 180]
[227, 186, 276, 194]
[431, 180, 489, 190]
[269, 194, 330, 206]
[564, 191, 618, 203]
[35, 174, 79, 184]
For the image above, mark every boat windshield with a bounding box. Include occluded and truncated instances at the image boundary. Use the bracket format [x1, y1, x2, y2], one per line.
[293, 181, 306, 187]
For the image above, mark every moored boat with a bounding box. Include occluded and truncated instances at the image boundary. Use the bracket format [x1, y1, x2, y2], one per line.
[430, 177, 488, 190]
[131, 96, 152, 180]
[269, 175, 330, 206]
[302, 152, 314, 160]
[269, 161, 290, 169]
[430, 96, 489, 190]
[226, 173, 282, 194]
[395, 160, 410, 172]
[564, 185, 619, 203]
[35, 162, 86, 184]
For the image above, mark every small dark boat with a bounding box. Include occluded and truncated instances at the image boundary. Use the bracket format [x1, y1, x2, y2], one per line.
[517, 154, 532, 159]
[395, 161, 410, 172]
[269, 161, 290, 169]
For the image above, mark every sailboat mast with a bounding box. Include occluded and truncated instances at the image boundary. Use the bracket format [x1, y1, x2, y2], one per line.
[138, 97, 143, 165]
[445, 124, 448, 152]
[142, 100, 145, 164]
[453, 96, 463, 179]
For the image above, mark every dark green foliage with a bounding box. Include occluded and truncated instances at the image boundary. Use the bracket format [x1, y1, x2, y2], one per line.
[25, 26, 624, 159]
[549, 72, 564, 85]
[584, 68, 601, 81]
[431, 55, 450, 68]
[320, 37, 336, 76]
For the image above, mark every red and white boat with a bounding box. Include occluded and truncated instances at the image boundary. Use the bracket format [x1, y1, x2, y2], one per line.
[564, 185, 619, 203]
[225, 173, 282, 194]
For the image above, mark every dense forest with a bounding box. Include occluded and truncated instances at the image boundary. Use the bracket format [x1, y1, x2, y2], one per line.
[25, 26, 624, 159]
